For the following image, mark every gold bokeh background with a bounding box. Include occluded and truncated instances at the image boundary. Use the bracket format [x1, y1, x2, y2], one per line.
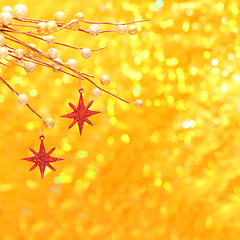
[1, 0, 240, 239]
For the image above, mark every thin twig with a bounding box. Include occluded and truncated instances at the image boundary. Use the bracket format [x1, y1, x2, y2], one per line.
[0, 76, 43, 119]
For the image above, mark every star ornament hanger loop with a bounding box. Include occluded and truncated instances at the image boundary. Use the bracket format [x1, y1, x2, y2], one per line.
[61, 88, 101, 135]
[22, 135, 63, 178]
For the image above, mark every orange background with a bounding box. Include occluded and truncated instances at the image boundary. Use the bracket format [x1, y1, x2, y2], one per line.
[0, 0, 240, 239]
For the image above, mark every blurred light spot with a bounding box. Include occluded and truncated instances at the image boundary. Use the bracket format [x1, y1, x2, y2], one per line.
[96, 154, 104, 162]
[55, 78, 62, 85]
[163, 181, 172, 193]
[63, 143, 72, 152]
[133, 85, 141, 97]
[156, 0, 164, 7]
[121, 134, 130, 144]
[30, 89, 38, 97]
[107, 137, 114, 147]
[109, 117, 117, 125]
[77, 151, 88, 158]
[154, 178, 162, 187]
[0, 95, 4, 102]
[26, 179, 36, 189]
[26, 121, 34, 130]
[143, 164, 151, 177]
[212, 59, 219, 66]
[221, 85, 228, 92]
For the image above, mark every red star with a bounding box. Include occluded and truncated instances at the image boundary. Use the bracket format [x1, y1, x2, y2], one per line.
[61, 89, 100, 135]
[22, 135, 63, 178]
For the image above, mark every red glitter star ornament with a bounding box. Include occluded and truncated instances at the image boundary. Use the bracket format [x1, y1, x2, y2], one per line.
[61, 88, 100, 135]
[22, 135, 63, 178]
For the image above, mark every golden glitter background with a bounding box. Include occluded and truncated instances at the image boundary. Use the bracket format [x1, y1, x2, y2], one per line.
[1, 0, 240, 239]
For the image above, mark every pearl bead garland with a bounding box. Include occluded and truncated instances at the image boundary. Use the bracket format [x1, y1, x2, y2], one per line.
[100, 75, 110, 86]
[0, 34, 5, 47]
[0, 47, 8, 59]
[0, 12, 12, 26]
[128, 25, 138, 35]
[13, 4, 28, 20]
[92, 88, 101, 98]
[53, 11, 66, 22]
[15, 48, 24, 59]
[44, 36, 55, 44]
[70, 20, 81, 31]
[43, 118, 55, 129]
[47, 21, 58, 33]
[89, 24, 100, 36]
[52, 58, 63, 73]
[66, 59, 78, 70]
[75, 12, 84, 21]
[17, 94, 28, 105]
[116, 24, 127, 34]
[47, 48, 59, 59]
[2, 6, 13, 14]
[81, 48, 91, 59]
[134, 99, 143, 108]
[24, 61, 35, 73]
[37, 22, 47, 34]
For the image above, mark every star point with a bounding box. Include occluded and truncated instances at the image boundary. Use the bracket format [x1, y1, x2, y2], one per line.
[22, 135, 63, 178]
[61, 90, 100, 135]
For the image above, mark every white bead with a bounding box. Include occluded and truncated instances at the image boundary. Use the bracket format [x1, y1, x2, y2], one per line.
[47, 48, 59, 59]
[17, 94, 28, 105]
[0, 47, 8, 58]
[44, 36, 55, 44]
[116, 24, 127, 34]
[100, 75, 110, 85]
[81, 48, 91, 59]
[134, 99, 143, 108]
[89, 24, 100, 36]
[52, 58, 63, 70]
[37, 22, 47, 34]
[0, 12, 12, 26]
[13, 4, 28, 20]
[15, 48, 24, 58]
[46, 21, 58, 33]
[66, 58, 78, 70]
[0, 34, 5, 47]
[24, 61, 35, 73]
[92, 88, 101, 98]
[53, 11, 66, 22]
[2, 6, 13, 14]
[75, 12, 84, 21]
[128, 25, 138, 35]
[44, 118, 55, 129]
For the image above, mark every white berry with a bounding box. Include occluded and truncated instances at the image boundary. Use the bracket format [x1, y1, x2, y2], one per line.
[17, 94, 28, 105]
[92, 88, 101, 98]
[66, 58, 78, 70]
[13, 4, 28, 20]
[44, 36, 55, 44]
[89, 24, 100, 36]
[52, 58, 63, 70]
[47, 48, 59, 59]
[100, 75, 110, 86]
[0, 47, 8, 58]
[15, 48, 24, 58]
[116, 24, 127, 34]
[0, 12, 12, 26]
[81, 48, 91, 59]
[24, 61, 35, 73]
[44, 118, 55, 129]
[2, 6, 13, 14]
